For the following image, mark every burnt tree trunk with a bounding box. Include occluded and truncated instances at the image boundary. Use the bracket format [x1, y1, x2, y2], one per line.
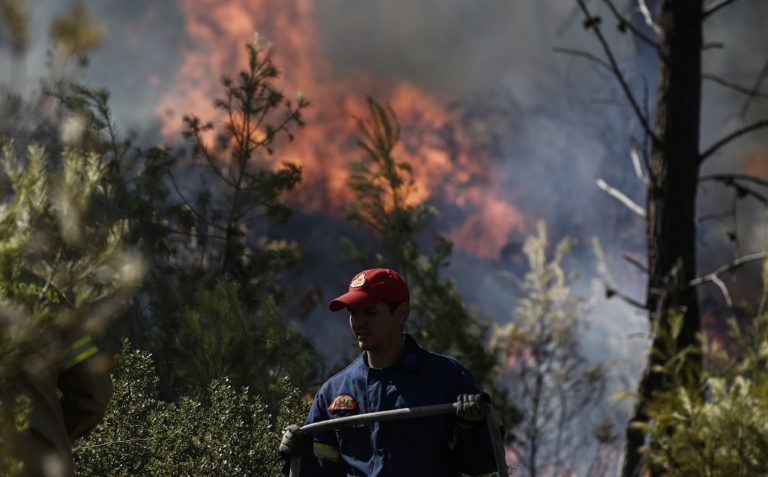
[622, 1, 703, 476]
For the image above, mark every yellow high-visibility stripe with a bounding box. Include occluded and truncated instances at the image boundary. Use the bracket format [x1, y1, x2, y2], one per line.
[62, 345, 98, 370]
[313, 442, 340, 462]
[66, 335, 93, 352]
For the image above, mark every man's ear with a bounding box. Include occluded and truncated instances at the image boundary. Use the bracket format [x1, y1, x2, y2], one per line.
[395, 302, 409, 326]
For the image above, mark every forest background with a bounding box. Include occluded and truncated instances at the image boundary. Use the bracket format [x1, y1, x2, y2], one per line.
[0, 0, 767, 476]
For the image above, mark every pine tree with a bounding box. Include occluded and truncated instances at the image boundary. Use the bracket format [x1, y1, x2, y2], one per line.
[152, 36, 317, 401]
[343, 98, 517, 425]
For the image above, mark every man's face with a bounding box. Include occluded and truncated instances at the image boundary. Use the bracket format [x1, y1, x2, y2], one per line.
[348, 302, 404, 353]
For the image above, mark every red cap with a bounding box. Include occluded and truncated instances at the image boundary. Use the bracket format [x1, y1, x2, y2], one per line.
[329, 268, 410, 312]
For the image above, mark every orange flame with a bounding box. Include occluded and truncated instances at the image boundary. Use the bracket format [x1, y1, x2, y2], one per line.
[157, 0, 527, 259]
[744, 145, 768, 180]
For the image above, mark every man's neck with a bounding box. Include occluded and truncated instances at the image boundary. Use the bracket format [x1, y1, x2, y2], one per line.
[366, 336, 405, 369]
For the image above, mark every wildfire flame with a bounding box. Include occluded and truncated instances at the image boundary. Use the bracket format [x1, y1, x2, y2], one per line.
[744, 145, 768, 180]
[157, 0, 527, 259]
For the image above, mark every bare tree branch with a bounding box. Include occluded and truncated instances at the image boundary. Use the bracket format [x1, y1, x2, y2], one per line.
[741, 57, 768, 117]
[553, 47, 612, 72]
[596, 178, 647, 217]
[699, 174, 768, 205]
[699, 119, 768, 163]
[702, 0, 743, 19]
[702, 73, 768, 100]
[600, 0, 659, 50]
[636, 0, 661, 35]
[690, 252, 768, 306]
[605, 283, 647, 309]
[700, 173, 768, 189]
[630, 145, 650, 185]
[573, 0, 659, 144]
[623, 253, 648, 273]
[697, 209, 735, 223]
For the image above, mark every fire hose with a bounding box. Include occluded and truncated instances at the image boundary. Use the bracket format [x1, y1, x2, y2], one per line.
[289, 402, 508, 477]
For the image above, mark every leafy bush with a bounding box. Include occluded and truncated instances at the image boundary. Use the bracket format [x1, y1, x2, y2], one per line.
[74, 340, 310, 476]
[633, 261, 768, 476]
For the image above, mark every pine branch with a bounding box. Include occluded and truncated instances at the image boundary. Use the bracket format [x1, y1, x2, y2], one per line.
[699, 119, 768, 163]
[167, 169, 227, 232]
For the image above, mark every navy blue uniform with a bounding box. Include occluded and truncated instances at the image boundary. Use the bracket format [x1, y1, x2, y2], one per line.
[302, 334, 498, 476]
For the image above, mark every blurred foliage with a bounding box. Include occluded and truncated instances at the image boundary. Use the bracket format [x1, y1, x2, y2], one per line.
[50, 2, 103, 61]
[0, 106, 143, 473]
[342, 98, 519, 431]
[0, 0, 27, 54]
[74, 339, 310, 476]
[492, 221, 607, 476]
[631, 259, 768, 476]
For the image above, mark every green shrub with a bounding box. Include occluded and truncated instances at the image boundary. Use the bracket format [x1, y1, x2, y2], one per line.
[74, 340, 310, 476]
[635, 261, 768, 476]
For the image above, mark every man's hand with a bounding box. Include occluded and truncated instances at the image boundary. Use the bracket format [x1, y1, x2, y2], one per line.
[279, 424, 313, 460]
[455, 393, 487, 428]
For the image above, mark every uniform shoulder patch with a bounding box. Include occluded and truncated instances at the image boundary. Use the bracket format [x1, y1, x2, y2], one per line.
[328, 393, 358, 411]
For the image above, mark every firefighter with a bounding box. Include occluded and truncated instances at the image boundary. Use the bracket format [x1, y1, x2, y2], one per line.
[15, 333, 112, 477]
[280, 268, 499, 476]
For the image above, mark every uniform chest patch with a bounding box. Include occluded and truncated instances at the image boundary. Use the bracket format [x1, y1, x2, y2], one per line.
[328, 394, 358, 412]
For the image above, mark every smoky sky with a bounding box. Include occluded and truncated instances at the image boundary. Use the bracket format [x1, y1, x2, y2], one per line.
[9, 0, 767, 374]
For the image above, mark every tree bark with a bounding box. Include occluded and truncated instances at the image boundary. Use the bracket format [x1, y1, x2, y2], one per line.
[622, 1, 703, 476]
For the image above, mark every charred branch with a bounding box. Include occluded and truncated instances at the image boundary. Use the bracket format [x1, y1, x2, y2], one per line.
[596, 178, 646, 217]
[699, 119, 768, 163]
[574, 0, 659, 144]
[690, 252, 768, 306]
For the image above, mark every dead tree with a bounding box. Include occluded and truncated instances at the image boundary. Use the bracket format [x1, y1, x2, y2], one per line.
[565, 1, 768, 476]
